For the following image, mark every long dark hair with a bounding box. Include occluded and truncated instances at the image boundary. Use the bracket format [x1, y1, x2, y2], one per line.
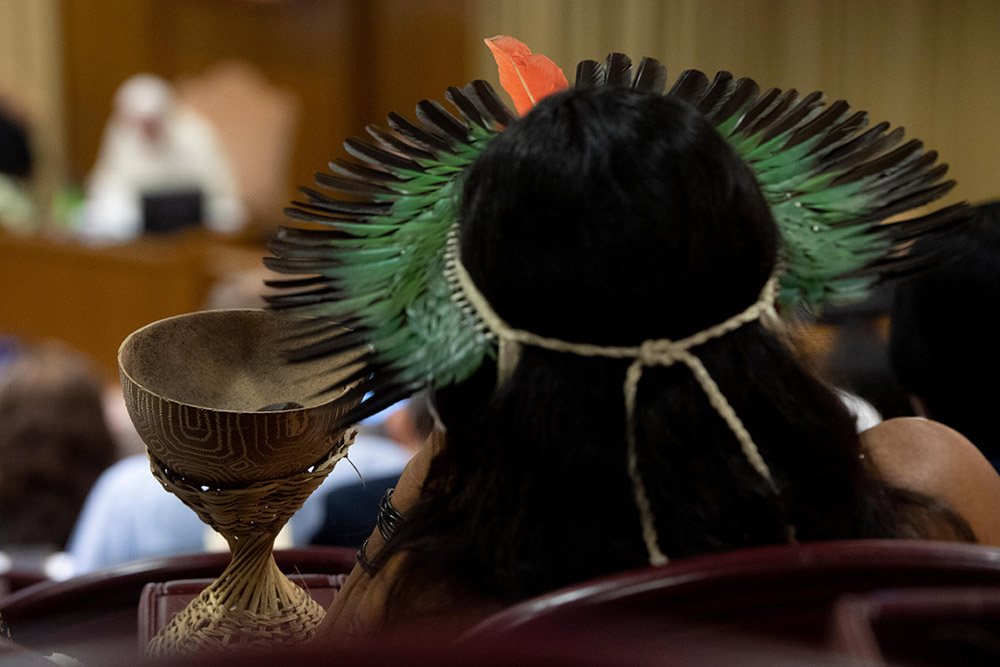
[381, 88, 968, 612]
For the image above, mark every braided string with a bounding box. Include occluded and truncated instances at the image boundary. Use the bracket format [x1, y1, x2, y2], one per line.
[452, 251, 784, 566]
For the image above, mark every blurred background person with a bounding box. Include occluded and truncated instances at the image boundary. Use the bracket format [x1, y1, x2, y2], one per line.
[0, 96, 35, 232]
[82, 73, 246, 241]
[0, 342, 117, 569]
[890, 201, 1000, 470]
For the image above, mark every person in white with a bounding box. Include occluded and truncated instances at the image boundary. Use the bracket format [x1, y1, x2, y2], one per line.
[83, 74, 246, 240]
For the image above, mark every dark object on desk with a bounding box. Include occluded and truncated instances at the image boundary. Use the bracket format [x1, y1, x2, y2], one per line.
[142, 189, 203, 234]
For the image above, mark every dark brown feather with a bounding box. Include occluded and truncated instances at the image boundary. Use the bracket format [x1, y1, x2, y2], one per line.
[264, 275, 328, 290]
[733, 87, 782, 134]
[328, 158, 402, 184]
[261, 286, 340, 308]
[784, 99, 850, 150]
[810, 110, 868, 155]
[291, 197, 391, 217]
[707, 77, 760, 124]
[274, 223, 364, 245]
[861, 158, 947, 202]
[758, 90, 824, 144]
[877, 202, 970, 243]
[737, 88, 800, 139]
[575, 59, 606, 89]
[604, 53, 633, 87]
[264, 239, 346, 261]
[445, 86, 487, 129]
[383, 115, 451, 155]
[281, 206, 383, 228]
[666, 69, 710, 105]
[263, 253, 339, 274]
[309, 175, 397, 198]
[336, 379, 427, 425]
[831, 139, 924, 185]
[415, 100, 470, 143]
[817, 124, 903, 175]
[841, 181, 957, 227]
[464, 80, 515, 127]
[695, 71, 735, 116]
[631, 57, 667, 94]
[277, 329, 365, 360]
[344, 137, 424, 172]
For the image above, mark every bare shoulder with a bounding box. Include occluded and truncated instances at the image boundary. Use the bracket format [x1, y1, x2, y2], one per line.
[861, 417, 1000, 546]
[861, 417, 980, 473]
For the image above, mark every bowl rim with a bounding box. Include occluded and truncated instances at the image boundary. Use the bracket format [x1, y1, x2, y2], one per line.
[117, 308, 348, 416]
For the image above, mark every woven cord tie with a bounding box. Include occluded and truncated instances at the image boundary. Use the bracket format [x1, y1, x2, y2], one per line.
[450, 244, 787, 566]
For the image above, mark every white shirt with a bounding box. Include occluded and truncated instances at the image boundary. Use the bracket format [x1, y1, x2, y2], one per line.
[84, 104, 245, 240]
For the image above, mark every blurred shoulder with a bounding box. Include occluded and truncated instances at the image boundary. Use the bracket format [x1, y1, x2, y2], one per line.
[860, 417, 990, 488]
[862, 417, 1000, 545]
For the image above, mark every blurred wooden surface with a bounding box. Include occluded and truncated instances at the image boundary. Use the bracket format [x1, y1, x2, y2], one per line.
[0, 230, 264, 378]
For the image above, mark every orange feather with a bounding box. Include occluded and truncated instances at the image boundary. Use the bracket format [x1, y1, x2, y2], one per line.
[484, 35, 568, 116]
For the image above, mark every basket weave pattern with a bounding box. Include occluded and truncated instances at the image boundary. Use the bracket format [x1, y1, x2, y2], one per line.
[145, 432, 354, 655]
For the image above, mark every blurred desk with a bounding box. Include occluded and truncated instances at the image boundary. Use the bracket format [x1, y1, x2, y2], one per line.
[0, 229, 265, 378]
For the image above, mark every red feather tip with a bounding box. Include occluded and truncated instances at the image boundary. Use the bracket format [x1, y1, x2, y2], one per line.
[484, 35, 568, 116]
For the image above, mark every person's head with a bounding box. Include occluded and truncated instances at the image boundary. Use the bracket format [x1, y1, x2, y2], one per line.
[0, 343, 117, 550]
[459, 87, 778, 347]
[379, 87, 925, 611]
[113, 74, 175, 146]
[890, 201, 1000, 454]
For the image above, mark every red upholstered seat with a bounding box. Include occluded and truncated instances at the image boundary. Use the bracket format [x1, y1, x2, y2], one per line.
[0, 570, 46, 602]
[462, 540, 1000, 657]
[6, 541, 1000, 664]
[137, 573, 347, 647]
[0, 547, 355, 664]
[833, 586, 1000, 665]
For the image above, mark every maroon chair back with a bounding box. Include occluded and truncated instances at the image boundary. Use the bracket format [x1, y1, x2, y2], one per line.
[463, 540, 1000, 657]
[833, 586, 1000, 665]
[0, 571, 47, 601]
[137, 573, 347, 647]
[0, 547, 355, 664]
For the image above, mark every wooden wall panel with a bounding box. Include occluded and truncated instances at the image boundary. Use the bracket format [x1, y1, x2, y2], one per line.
[60, 1, 157, 182]
[363, 0, 473, 125]
[471, 0, 1000, 207]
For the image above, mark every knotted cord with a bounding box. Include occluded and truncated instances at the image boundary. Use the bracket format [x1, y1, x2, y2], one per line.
[448, 240, 785, 566]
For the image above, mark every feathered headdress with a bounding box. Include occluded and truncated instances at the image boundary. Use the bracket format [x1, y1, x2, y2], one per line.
[265, 35, 968, 426]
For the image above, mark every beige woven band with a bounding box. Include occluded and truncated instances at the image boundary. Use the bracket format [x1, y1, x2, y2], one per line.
[448, 240, 784, 567]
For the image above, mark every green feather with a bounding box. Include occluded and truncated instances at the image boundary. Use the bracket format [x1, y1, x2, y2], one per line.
[266, 58, 965, 417]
